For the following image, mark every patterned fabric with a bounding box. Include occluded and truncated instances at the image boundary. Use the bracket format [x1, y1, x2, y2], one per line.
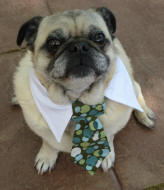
[71, 98, 110, 175]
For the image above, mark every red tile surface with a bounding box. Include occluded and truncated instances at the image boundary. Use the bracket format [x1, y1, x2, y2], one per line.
[0, 0, 50, 53]
[0, 0, 164, 189]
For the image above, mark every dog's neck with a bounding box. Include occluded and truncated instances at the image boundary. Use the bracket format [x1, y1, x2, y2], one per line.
[34, 58, 117, 105]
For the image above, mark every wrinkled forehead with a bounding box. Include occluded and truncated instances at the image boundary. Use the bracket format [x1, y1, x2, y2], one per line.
[35, 9, 110, 51]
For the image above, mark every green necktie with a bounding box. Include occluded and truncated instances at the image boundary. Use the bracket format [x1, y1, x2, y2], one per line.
[71, 98, 110, 175]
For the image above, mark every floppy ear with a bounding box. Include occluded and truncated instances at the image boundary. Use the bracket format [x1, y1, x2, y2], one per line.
[96, 7, 116, 34]
[16, 16, 43, 50]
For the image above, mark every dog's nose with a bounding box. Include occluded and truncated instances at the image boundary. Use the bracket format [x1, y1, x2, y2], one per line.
[68, 41, 89, 53]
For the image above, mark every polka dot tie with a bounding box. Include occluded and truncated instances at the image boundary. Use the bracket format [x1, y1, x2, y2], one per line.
[71, 98, 110, 175]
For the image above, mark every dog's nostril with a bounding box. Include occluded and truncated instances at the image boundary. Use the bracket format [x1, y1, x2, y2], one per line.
[68, 41, 89, 53]
[69, 45, 78, 52]
[82, 44, 89, 52]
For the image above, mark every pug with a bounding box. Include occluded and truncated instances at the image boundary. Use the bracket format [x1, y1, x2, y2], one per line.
[13, 7, 155, 174]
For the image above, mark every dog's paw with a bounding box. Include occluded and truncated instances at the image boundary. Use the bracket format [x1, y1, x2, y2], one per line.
[145, 107, 156, 120]
[134, 107, 155, 129]
[101, 150, 115, 172]
[35, 148, 58, 175]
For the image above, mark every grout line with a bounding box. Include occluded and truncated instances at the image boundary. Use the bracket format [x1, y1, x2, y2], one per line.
[112, 167, 124, 190]
[5, 127, 24, 156]
[133, 56, 154, 74]
[44, 0, 53, 14]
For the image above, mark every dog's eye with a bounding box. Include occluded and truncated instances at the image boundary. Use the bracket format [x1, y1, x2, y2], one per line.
[90, 32, 105, 44]
[47, 38, 61, 50]
[94, 32, 105, 43]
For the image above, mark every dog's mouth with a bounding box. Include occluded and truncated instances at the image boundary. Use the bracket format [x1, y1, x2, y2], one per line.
[65, 64, 97, 78]
[47, 44, 109, 82]
[47, 52, 108, 94]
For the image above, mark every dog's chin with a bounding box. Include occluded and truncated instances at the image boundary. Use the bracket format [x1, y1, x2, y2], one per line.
[54, 68, 98, 93]
[66, 65, 97, 78]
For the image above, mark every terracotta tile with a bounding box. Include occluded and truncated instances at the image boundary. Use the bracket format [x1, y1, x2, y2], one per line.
[114, 63, 164, 189]
[0, 0, 50, 53]
[1, 0, 164, 189]
[49, 0, 116, 12]
[112, 1, 164, 189]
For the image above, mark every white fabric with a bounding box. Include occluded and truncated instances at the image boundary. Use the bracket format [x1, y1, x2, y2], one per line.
[29, 69, 73, 142]
[104, 57, 143, 111]
[29, 57, 143, 143]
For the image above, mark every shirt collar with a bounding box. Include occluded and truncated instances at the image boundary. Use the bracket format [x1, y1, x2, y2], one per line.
[29, 56, 143, 142]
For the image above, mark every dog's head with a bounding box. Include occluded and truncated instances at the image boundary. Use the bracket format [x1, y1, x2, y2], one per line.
[17, 7, 116, 93]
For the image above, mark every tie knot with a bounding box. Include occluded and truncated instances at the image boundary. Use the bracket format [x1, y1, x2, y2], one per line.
[72, 98, 105, 121]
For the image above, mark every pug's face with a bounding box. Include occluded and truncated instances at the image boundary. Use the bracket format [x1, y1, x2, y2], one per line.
[17, 8, 116, 92]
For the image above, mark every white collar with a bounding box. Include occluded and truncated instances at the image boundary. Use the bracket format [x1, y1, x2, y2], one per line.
[29, 57, 143, 143]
